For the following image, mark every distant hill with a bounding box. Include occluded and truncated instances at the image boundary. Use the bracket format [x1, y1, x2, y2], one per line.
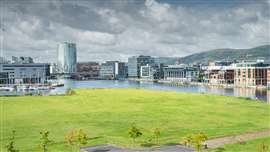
[180, 45, 270, 64]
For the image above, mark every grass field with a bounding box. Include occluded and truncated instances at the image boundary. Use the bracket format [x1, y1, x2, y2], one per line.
[208, 137, 270, 152]
[0, 88, 269, 152]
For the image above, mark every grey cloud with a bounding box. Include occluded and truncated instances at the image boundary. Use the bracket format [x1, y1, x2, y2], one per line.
[1, 0, 269, 62]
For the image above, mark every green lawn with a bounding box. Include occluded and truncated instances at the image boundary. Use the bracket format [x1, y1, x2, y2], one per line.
[0, 88, 269, 152]
[208, 137, 270, 152]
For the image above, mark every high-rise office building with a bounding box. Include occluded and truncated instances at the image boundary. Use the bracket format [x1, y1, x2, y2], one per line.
[128, 55, 154, 78]
[57, 42, 77, 74]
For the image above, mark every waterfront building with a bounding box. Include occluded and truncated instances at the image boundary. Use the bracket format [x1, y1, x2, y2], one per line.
[0, 63, 50, 84]
[233, 60, 269, 87]
[163, 65, 199, 82]
[76, 62, 100, 80]
[203, 63, 234, 84]
[100, 61, 126, 80]
[57, 42, 77, 74]
[128, 55, 154, 78]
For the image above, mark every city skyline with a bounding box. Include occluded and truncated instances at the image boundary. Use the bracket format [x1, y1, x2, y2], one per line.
[0, 0, 269, 63]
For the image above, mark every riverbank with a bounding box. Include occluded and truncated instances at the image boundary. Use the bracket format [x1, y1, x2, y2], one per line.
[1, 88, 269, 151]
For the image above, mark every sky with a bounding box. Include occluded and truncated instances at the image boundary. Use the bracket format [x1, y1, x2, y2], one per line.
[0, 0, 269, 63]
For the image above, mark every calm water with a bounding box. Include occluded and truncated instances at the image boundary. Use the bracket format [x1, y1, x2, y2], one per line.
[1, 79, 269, 102]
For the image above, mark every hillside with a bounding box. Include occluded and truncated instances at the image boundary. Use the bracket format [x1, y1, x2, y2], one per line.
[180, 45, 270, 64]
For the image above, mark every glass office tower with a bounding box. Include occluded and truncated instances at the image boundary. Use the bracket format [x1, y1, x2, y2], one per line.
[57, 42, 77, 74]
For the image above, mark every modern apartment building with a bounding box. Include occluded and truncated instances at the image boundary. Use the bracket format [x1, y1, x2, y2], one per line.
[233, 60, 269, 87]
[128, 55, 154, 78]
[57, 42, 77, 74]
[0, 63, 50, 84]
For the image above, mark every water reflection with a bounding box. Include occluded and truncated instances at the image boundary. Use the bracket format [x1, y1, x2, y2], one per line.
[1, 79, 269, 103]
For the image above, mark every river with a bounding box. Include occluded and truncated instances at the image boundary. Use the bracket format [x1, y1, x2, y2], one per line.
[1, 79, 269, 103]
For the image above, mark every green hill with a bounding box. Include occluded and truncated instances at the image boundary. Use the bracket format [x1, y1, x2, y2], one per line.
[180, 45, 270, 64]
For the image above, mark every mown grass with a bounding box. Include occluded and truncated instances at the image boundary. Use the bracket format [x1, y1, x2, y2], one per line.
[0, 88, 269, 152]
[208, 137, 270, 152]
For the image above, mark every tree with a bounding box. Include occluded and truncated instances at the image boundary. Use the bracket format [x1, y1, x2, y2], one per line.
[39, 131, 52, 152]
[258, 141, 269, 152]
[128, 124, 143, 144]
[153, 128, 161, 145]
[65, 129, 88, 151]
[6, 130, 19, 152]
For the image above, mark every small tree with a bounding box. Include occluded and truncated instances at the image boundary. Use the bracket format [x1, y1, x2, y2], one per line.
[182, 135, 193, 147]
[6, 130, 19, 152]
[39, 131, 52, 152]
[192, 132, 208, 152]
[182, 132, 208, 152]
[66, 88, 76, 96]
[153, 128, 161, 145]
[128, 124, 143, 144]
[65, 129, 88, 150]
[258, 141, 269, 152]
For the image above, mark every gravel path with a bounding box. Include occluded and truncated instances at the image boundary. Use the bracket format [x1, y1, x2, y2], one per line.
[205, 129, 270, 149]
[81, 145, 194, 152]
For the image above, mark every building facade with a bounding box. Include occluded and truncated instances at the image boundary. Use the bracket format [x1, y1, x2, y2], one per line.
[12, 56, 33, 64]
[0, 63, 50, 84]
[204, 66, 234, 84]
[128, 55, 154, 78]
[163, 65, 199, 82]
[100, 61, 127, 80]
[57, 42, 77, 74]
[233, 61, 269, 87]
[76, 62, 100, 80]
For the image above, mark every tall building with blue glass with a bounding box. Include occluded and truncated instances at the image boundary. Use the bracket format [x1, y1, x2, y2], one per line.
[57, 42, 77, 74]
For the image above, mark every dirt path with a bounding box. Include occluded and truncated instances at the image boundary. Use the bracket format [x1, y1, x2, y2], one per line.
[205, 129, 270, 149]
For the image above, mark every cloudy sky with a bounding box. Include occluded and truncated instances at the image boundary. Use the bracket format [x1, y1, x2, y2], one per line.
[0, 0, 269, 62]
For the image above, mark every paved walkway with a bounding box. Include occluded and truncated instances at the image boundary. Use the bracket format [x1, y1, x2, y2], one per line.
[205, 129, 270, 149]
[81, 145, 194, 152]
[81, 129, 270, 152]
